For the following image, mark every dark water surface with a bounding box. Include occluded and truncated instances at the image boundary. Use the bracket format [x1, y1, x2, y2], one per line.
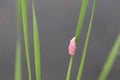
[0, 0, 120, 80]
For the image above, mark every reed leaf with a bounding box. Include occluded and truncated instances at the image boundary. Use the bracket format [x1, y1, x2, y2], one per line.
[98, 34, 120, 80]
[32, 0, 41, 80]
[14, 40, 22, 80]
[77, 0, 97, 80]
[21, 0, 32, 80]
[75, 0, 89, 44]
[66, 56, 74, 80]
[66, 0, 89, 80]
[14, 0, 22, 80]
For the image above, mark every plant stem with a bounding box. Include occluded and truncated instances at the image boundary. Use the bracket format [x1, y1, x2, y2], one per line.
[77, 0, 97, 80]
[66, 56, 74, 80]
[21, 0, 32, 80]
[75, 0, 89, 44]
[32, 0, 41, 80]
[66, 0, 89, 80]
[14, 0, 22, 80]
[14, 40, 22, 80]
[98, 34, 120, 80]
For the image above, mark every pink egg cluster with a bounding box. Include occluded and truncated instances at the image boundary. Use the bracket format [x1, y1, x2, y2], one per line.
[68, 37, 76, 56]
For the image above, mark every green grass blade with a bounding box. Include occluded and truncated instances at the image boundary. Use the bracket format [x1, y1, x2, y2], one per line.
[14, 0, 22, 80]
[16, 0, 21, 34]
[14, 40, 22, 80]
[77, 0, 97, 80]
[98, 34, 120, 80]
[66, 56, 74, 80]
[66, 0, 89, 80]
[32, 1, 41, 80]
[21, 0, 32, 80]
[75, 0, 89, 44]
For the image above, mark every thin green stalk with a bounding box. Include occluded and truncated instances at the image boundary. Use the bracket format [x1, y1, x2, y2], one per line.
[66, 56, 74, 80]
[14, 40, 22, 80]
[14, 0, 22, 80]
[32, 1, 41, 80]
[66, 0, 89, 80]
[98, 34, 120, 80]
[21, 0, 32, 80]
[77, 0, 97, 80]
[75, 0, 89, 44]
[16, 0, 21, 35]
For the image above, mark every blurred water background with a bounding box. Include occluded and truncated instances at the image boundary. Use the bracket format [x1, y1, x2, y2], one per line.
[0, 0, 120, 80]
